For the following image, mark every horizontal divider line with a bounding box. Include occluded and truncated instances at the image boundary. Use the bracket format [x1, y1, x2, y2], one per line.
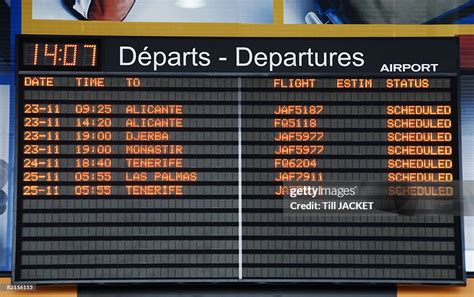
[19, 250, 456, 256]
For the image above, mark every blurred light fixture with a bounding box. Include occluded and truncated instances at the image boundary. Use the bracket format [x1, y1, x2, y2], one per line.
[175, 0, 206, 9]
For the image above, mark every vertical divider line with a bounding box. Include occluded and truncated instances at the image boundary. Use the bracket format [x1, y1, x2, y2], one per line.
[238, 77, 243, 279]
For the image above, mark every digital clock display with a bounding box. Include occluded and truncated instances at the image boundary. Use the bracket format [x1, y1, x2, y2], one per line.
[23, 43, 98, 68]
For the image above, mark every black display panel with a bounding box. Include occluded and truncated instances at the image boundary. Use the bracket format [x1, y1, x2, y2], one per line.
[14, 36, 464, 284]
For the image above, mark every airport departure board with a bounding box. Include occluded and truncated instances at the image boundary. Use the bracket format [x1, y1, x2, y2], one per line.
[14, 36, 464, 284]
